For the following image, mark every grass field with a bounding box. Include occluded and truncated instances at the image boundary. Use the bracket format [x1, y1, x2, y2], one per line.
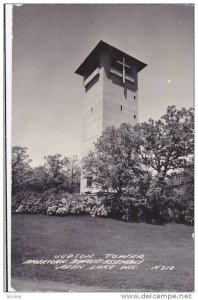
[11, 214, 194, 292]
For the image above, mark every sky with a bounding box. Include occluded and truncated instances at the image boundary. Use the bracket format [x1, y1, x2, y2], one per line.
[12, 4, 194, 166]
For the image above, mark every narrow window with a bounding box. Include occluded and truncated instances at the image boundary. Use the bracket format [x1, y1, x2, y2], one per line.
[134, 114, 136, 119]
[134, 95, 136, 100]
[91, 107, 93, 113]
[121, 105, 122, 111]
[87, 177, 93, 187]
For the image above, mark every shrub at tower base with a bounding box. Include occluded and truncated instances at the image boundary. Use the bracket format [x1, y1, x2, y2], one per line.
[12, 162, 194, 225]
[12, 180, 193, 225]
[12, 106, 194, 225]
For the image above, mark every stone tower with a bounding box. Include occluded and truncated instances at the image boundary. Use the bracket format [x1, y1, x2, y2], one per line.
[75, 41, 147, 193]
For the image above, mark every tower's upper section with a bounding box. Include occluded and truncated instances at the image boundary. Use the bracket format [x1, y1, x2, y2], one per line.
[75, 40, 147, 90]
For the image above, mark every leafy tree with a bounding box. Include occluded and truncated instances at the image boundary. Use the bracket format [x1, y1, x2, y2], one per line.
[135, 106, 194, 181]
[12, 148, 81, 194]
[12, 146, 33, 195]
[180, 158, 194, 200]
[170, 158, 194, 197]
[82, 124, 145, 195]
[29, 165, 50, 192]
[67, 156, 81, 193]
[42, 153, 70, 190]
[30, 154, 81, 193]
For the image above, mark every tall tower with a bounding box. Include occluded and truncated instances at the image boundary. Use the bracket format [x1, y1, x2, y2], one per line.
[75, 41, 147, 193]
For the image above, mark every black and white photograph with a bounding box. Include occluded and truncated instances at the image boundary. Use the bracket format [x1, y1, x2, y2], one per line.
[4, 2, 194, 294]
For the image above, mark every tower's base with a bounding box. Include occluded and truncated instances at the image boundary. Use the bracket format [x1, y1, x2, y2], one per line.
[80, 176, 100, 194]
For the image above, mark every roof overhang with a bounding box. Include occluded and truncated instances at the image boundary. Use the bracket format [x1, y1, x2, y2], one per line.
[75, 40, 147, 76]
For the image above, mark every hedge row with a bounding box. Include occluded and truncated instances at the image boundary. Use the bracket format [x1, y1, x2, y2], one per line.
[12, 189, 193, 225]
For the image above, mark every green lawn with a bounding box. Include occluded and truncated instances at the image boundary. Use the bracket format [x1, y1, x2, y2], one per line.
[11, 214, 194, 292]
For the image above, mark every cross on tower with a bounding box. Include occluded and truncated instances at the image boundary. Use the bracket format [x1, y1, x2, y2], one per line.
[117, 57, 130, 83]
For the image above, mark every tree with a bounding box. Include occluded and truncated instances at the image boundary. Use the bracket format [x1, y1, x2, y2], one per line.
[82, 124, 145, 195]
[29, 165, 50, 192]
[67, 156, 81, 193]
[174, 158, 194, 204]
[12, 146, 33, 195]
[30, 154, 81, 193]
[42, 153, 70, 190]
[135, 106, 194, 182]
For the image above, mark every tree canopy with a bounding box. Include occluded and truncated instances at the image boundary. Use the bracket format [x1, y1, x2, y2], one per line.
[12, 146, 33, 194]
[12, 149, 81, 194]
[82, 123, 145, 194]
[82, 106, 194, 193]
[135, 106, 194, 180]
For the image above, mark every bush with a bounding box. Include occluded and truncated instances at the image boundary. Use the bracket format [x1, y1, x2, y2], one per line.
[47, 205, 58, 215]
[13, 190, 110, 218]
[12, 180, 194, 225]
[173, 196, 194, 225]
[14, 191, 47, 214]
[119, 196, 148, 222]
[89, 197, 111, 217]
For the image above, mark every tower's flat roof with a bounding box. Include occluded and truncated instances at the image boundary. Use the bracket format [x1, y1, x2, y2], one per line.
[75, 40, 147, 76]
